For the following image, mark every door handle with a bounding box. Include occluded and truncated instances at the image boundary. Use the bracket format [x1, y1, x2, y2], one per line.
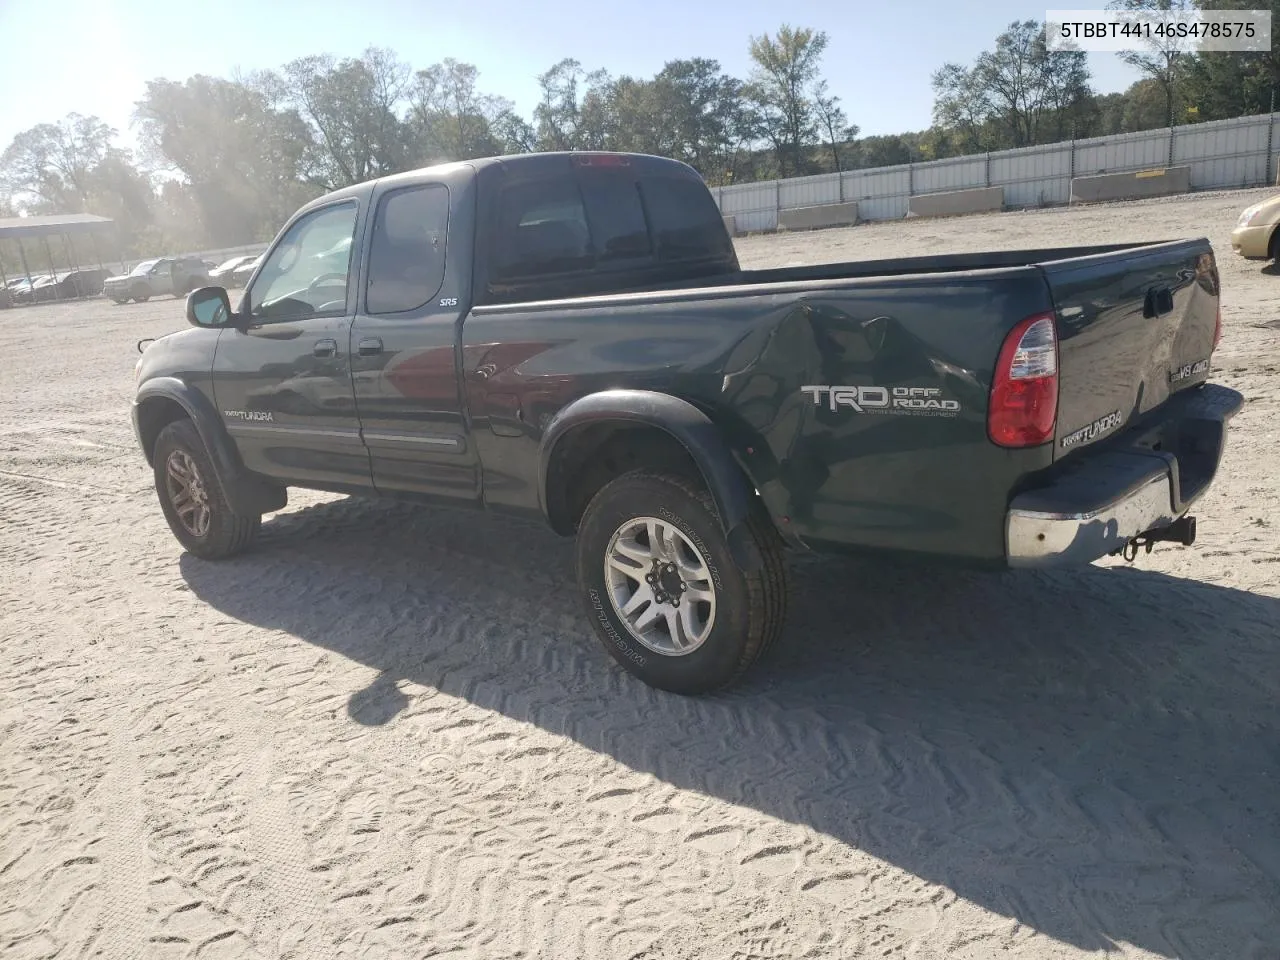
[357, 337, 383, 357]
[313, 338, 337, 358]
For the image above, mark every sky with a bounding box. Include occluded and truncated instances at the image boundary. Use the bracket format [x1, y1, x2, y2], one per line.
[0, 0, 1144, 154]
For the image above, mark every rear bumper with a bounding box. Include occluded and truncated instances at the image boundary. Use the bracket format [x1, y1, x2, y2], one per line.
[1006, 383, 1244, 568]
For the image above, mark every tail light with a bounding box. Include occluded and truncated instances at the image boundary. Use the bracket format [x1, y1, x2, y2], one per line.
[988, 311, 1059, 448]
[1213, 304, 1222, 350]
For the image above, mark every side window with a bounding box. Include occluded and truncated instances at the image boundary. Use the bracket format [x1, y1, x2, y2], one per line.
[248, 202, 358, 322]
[366, 184, 449, 314]
[577, 173, 651, 262]
[493, 177, 591, 281]
[638, 176, 733, 261]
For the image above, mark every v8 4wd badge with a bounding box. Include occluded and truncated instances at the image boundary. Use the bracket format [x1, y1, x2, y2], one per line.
[1170, 358, 1209, 383]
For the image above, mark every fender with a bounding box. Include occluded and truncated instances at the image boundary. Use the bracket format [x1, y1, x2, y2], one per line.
[539, 389, 763, 571]
[134, 377, 286, 516]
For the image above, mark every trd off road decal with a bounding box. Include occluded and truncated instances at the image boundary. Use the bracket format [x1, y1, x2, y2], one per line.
[1060, 409, 1122, 449]
[801, 385, 961, 417]
[223, 410, 274, 422]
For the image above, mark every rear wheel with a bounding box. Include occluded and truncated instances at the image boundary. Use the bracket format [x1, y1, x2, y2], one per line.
[575, 469, 787, 694]
[153, 419, 260, 560]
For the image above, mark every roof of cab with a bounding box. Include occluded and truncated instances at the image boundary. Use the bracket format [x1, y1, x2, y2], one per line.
[298, 151, 700, 214]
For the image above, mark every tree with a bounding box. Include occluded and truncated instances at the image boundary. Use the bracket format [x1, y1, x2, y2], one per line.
[932, 20, 1094, 148]
[408, 59, 514, 163]
[0, 113, 116, 208]
[531, 58, 615, 151]
[746, 25, 831, 177]
[1106, 0, 1196, 125]
[812, 80, 857, 172]
[135, 75, 314, 244]
[273, 47, 412, 188]
[1185, 0, 1280, 118]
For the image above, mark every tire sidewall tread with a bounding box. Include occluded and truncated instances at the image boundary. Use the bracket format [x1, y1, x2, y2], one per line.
[153, 419, 259, 560]
[576, 469, 782, 695]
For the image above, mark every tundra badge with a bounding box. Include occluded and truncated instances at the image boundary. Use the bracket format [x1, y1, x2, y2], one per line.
[1061, 409, 1122, 449]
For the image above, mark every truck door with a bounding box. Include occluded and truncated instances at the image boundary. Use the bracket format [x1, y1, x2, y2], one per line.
[350, 181, 477, 503]
[211, 198, 372, 492]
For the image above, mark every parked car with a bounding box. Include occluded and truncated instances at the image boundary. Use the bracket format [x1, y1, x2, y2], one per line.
[65, 268, 110, 297]
[1231, 194, 1280, 260]
[12, 268, 110, 304]
[12, 273, 63, 303]
[105, 258, 211, 303]
[6, 275, 50, 301]
[133, 151, 1241, 695]
[229, 255, 262, 288]
[209, 255, 260, 288]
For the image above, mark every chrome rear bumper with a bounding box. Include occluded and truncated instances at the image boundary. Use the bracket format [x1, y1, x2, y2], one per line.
[1005, 383, 1244, 568]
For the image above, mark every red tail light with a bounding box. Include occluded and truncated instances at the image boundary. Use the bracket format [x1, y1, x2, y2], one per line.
[988, 311, 1059, 448]
[1213, 304, 1222, 350]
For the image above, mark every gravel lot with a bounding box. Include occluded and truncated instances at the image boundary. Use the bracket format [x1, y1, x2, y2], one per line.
[2, 188, 1278, 960]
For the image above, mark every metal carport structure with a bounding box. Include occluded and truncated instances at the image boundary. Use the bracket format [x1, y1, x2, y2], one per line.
[0, 213, 120, 306]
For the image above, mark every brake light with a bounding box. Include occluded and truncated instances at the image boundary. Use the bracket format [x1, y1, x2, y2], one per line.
[571, 153, 631, 167]
[1213, 304, 1222, 350]
[988, 311, 1059, 448]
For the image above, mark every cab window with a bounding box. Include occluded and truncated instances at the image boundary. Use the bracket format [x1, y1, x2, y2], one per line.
[366, 184, 449, 314]
[248, 202, 358, 321]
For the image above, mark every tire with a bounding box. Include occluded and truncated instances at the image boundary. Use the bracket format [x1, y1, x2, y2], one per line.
[575, 469, 787, 694]
[132, 285, 151, 303]
[153, 418, 260, 560]
[111, 297, 128, 305]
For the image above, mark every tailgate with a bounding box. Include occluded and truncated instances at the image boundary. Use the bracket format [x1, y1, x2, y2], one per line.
[1038, 239, 1219, 461]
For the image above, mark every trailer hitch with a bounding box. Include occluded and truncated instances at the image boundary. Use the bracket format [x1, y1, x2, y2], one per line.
[1114, 515, 1197, 562]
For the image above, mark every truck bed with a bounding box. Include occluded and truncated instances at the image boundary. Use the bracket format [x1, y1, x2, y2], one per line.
[467, 236, 1220, 563]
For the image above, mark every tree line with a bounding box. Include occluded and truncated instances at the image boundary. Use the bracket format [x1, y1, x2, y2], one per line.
[2, 3, 1277, 258]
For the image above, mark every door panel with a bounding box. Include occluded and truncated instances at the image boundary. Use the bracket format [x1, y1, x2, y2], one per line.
[350, 181, 478, 502]
[212, 199, 372, 492]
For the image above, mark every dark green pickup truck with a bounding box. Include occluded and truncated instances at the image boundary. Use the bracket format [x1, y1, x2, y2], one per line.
[132, 151, 1242, 693]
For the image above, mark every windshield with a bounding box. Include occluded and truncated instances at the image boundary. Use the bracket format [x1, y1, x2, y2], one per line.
[214, 257, 245, 272]
[130, 259, 160, 276]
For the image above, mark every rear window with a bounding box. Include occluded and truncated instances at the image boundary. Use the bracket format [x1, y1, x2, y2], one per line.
[639, 176, 733, 260]
[487, 167, 733, 294]
[493, 177, 592, 281]
[577, 172, 651, 261]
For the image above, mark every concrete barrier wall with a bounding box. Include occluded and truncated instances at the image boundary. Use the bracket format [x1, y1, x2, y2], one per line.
[1070, 166, 1192, 203]
[907, 186, 1004, 218]
[777, 201, 859, 231]
[722, 215, 737, 237]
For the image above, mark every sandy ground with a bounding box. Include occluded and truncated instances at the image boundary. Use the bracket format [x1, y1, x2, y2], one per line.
[2, 188, 1278, 960]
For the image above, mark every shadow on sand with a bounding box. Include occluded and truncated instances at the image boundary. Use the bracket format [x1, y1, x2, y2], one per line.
[181, 496, 1280, 958]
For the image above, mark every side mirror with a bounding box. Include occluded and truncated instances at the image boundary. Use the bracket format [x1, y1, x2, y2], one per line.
[186, 286, 235, 328]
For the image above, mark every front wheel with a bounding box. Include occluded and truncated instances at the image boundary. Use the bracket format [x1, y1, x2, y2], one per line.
[575, 469, 788, 694]
[153, 419, 260, 560]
